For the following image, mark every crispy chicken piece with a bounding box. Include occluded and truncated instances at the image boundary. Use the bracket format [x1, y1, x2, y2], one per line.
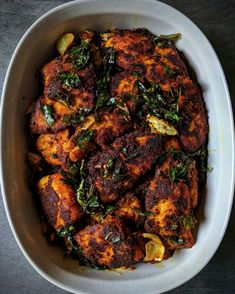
[74, 215, 144, 268]
[145, 151, 198, 249]
[43, 58, 95, 104]
[30, 96, 70, 134]
[74, 109, 131, 149]
[36, 127, 96, 170]
[101, 28, 154, 74]
[37, 173, 83, 231]
[30, 90, 94, 134]
[115, 193, 144, 227]
[145, 175, 195, 249]
[102, 28, 153, 57]
[177, 77, 208, 152]
[144, 39, 188, 92]
[36, 129, 69, 167]
[111, 71, 140, 113]
[88, 131, 164, 203]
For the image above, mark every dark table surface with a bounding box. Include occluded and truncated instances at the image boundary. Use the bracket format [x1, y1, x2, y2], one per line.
[0, 0, 234, 293]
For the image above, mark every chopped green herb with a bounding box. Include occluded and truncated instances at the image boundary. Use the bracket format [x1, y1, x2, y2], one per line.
[168, 159, 191, 183]
[170, 223, 179, 231]
[75, 166, 102, 215]
[59, 72, 81, 88]
[74, 129, 94, 151]
[103, 158, 114, 178]
[163, 64, 175, 77]
[180, 214, 197, 229]
[170, 236, 184, 245]
[57, 225, 76, 237]
[169, 144, 212, 184]
[41, 104, 55, 126]
[121, 147, 127, 154]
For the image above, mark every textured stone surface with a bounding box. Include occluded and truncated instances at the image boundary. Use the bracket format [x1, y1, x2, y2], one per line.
[0, 0, 234, 293]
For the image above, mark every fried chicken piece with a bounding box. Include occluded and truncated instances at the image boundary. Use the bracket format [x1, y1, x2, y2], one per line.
[30, 96, 69, 134]
[102, 28, 153, 57]
[29, 94, 93, 134]
[144, 39, 188, 92]
[177, 77, 208, 152]
[145, 151, 198, 250]
[88, 131, 164, 203]
[37, 173, 83, 231]
[42, 57, 95, 106]
[74, 109, 131, 149]
[115, 193, 144, 227]
[111, 71, 141, 113]
[36, 127, 96, 170]
[101, 28, 154, 74]
[74, 215, 144, 269]
[36, 129, 69, 167]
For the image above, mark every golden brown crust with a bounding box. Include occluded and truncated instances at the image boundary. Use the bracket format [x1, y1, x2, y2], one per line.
[144, 152, 198, 249]
[115, 192, 144, 227]
[74, 215, 144, 268]
[88, 131, 164, 204]
[37, 173, 83, 230]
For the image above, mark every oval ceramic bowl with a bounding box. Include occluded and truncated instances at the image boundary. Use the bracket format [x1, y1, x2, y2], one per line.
[1, 0, 234, 293]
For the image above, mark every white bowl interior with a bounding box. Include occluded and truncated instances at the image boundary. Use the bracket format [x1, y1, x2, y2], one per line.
[1, 1, 234, 293]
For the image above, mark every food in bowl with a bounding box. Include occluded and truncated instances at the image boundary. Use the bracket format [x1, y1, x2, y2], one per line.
[27, 28, 208, 270]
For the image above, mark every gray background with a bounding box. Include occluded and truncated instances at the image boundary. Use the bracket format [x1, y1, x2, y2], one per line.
[0, 0, 234, 293]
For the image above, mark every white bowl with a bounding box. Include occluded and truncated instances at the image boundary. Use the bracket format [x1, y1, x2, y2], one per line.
[1, 0, 234, 293]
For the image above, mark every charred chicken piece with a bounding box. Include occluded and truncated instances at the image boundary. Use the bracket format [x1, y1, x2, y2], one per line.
[37, 173, 83, 231]
[74, 215, 144, 269]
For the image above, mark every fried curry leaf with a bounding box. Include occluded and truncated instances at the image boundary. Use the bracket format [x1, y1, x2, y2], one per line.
[41, 104, 55, 126]
[103, 158, 114, 178]
[180, 214, 197, 229]
[59, 72, 81, 88]
[136, 81, 181, 124]
[74, 129, 94, 151]
[62, 107, 92, 126]
[69, 40, 91, 69]
[168, 159, 191, 183]
[76, 178, 86, 206]
[54, 89, 71, 106]
[163, 64, 175, 78]
[96, 48, 116, 111]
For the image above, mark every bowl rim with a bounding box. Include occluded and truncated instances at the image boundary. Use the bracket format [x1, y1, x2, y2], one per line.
[1, 0, 234, 293]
